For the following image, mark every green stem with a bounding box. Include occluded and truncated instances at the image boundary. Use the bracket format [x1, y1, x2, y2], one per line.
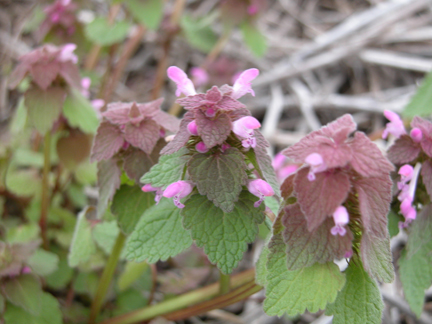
[219, 271, 231, 295]
[89, 232, 127, 324]
[39, 131, 51, 250]
[98, 269, 255, 324]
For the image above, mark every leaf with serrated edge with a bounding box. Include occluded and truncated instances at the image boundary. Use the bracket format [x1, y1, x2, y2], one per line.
[141, 147, 189, 189]
[188, 148, 248, 213]
[68, 207, 97, 267]
[111, 185, 155, 234]
[182, 191, 264, 274]
[281, 203, 353, 270]
[263, 213, 345, 316]
[161, 111, 194, 155]
[387, 135, 420, 165]
[24, 86, 65, 134]
[195, 110, 232, 148]
[126, 198, 192, 263]
[97, 159, 121, 218]
[360, 232, 394, 283]
[124, 119, 160, 154]
[255, 245, 269, 286]
[91, 122, 124, 162]
[3, 274, 43, 315]
[326, 260, 383, 324]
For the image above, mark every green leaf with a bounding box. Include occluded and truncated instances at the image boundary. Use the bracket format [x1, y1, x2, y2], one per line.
[92, 220, 120, 255]
[3, 292, 62, 324]
[45, 254, 74, 290]
[240, 20, 267, 57]
[117, 261, 149, 292]
[68, 207, 97, 267]
[74, 160, 97, 185]
[6, 169, 41, 197]
[126, 198, 192, 263]
[111, 184, 156, 234]
[6, 223, 40, 243]
[180, 15, 218, 53]
[399, 245, 432, 316]
[188, 148, 248, 213]
[124, 0, 164, 30]
[387, 210, 400, 238]
[114, 288, 148, 316]
[326, 260, 383, 324]
[12, 148, 44, 168]
[255, 245, 269, 286]
[262, 215, 345, 316]
[141, 147, 189, 189]
[73, 272, 99, 298]
[3, 274, 43, 315]
[24, 86, 65, 134]
[10, 98, 28, 135]
[63, 88, 99, 134]
[182, 191, 264, 274]
[403, 70, 432, 118]
[406, 204, 432, 258]
[27, 249, 59, 276]
[0, 294, 4, 314]
[85, 17, 131, 46]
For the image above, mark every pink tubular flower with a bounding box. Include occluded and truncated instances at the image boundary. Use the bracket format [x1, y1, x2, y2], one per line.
[382, 110, 406, 139]
[247, 179, 274, 207]
[190, 67, 209, 87]
[167, 66, 196, 97]
[163, 181, 194, 208]
[398, 162, 421, 227]
[187, 120, 198, 136]
[233, 116, 261, 148]
[196, 142, 209, 153]
[142, 184, 163, 204]
[331, 206, 349, 236]
[272, 153, 298, 182]
[59, 43, 78, 63]
[397, 164, 414, 189]
[305, 153, 326, 181]
[410, 127, 423, 143]
[231, 68, 259, 99]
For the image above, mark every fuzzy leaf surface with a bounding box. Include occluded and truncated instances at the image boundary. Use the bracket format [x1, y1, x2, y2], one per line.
[294, 168, 350, 231]
[3, 274, 43, 315]
[182, 192, 264, 274]
[195, 110, 232, 148]
[111, 184, 155, 234]
[421, 160, 432, 201]
[387, 135, 420, 165]
[97, 159, 121, 218]
[91, 122, 124, 162]
[63, 89, 99, 134]
[282, 203, 353, 270]
[68, 207, 97, 267]
[124, 119, 160, 154]
[24, 87, 65, 134]
[326, 261, 383, 324]
[161, 111, 194, 155]
[126, 198, 192, 263]
[188, 148, 248, 213]
[141, 147, 189, 188]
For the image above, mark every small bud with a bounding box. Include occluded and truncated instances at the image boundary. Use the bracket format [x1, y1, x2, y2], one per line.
[187, 120, 198, 136]
[163, 181, 194, 208]
[247, 179, 274, 207]
[205, 108, 216, 118]
[167, 66, 196, 97]
[196, 142, 209, 153]
[232, 68, 259, 99]
[330, 206, 349, 236]
[410, 127, 423, 143]
[221, 143, 231, 152]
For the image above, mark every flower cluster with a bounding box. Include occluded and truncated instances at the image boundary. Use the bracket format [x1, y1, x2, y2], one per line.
[384, 111, 432, 227]
[142, 67, 277, 211]
[38, 0, 78, 40]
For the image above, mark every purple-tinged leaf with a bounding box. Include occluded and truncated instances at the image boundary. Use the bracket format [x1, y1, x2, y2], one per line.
[8, 62, 30, 89]
[57, 130, 92, 170]
[195, 110, 232, 148]
[218, 95, 246, 110]
[281, 174, 295, 199]
[138, 98, 164, 116]
[59, 61, 82, 89]
[0, 241, 39, 277]
[227, 107, 251, 120]
[24, 86, 66, 134]
[151, 111, 180, 132]
[97, 159, 121, 218]
[124, 119, 160, 154]
[360, 232, 394, 283]
[177, 94, 206, 109]
[253, 131, 281, 197]
[353, 175, 392, 239]
[319, 114, 356, 141]
[123, 139, 165, 183]
[387, 135, 421, 165]
[349, 132, 394, 177]
[30, 61, 61, 90]
[161, 111, 194, 155]
[90, 122, 124, 162]
[188, 148, 248, 213]
[103, 102, 139, 125]
[294, 167, 350, 231]
[421, 160, 432, 201]
[412, 116, 432, 157]
[281, 203, 353, 270]
[205, 86, 222, 102]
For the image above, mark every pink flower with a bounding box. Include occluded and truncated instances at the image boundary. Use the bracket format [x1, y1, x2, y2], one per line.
[231, 68, 259, 99]
[163, 181, 194, 208]
[81, 77, 91, 98]
[142, 184, 163, 204]
[190, 67, 209, 87]
[397, 164, 413, 189]
[187, 120, 198, 136]
[410, 128, 423, 143]
[196, 142, 209, 153]
[233, 116, 261, 148]
[272, 153, 298, 182]
[167, 66, 196, 97]
[382, 110, 406, 139]
[397, 162, 421, 227]
[58, 43, 78, 63]
[247, 179, 274, 207]
[331, 206, 349, 236]
[305, 153, 327, 181]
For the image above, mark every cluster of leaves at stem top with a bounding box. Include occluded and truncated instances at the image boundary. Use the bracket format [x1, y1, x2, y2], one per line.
[128, 66, 279, 274]
[256, 114, 394, 323]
